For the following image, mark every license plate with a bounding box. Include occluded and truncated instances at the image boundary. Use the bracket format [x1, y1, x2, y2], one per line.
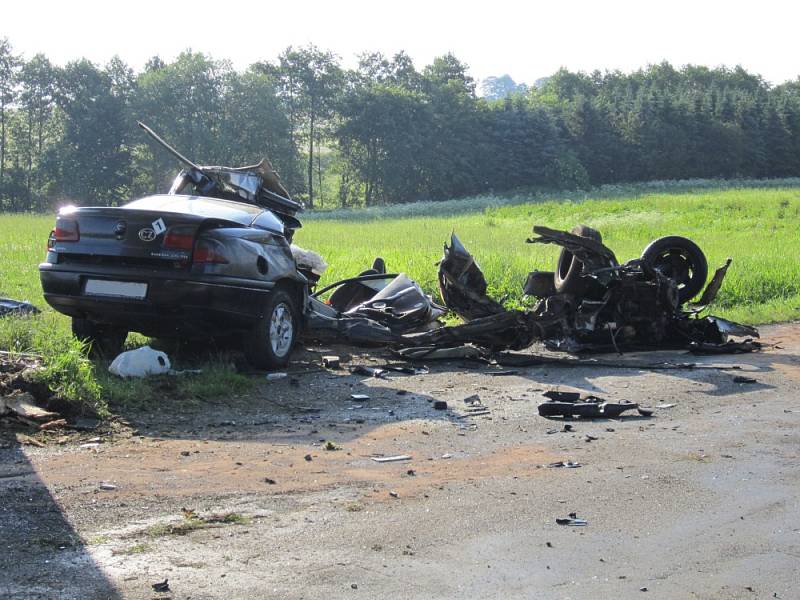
[84, 279, 148, 299]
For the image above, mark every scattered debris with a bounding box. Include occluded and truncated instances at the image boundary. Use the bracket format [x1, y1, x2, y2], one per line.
[397, 345, 484, 361]
[266, 372, 288, 381]
[350, 365, 387, 378]
[168, 368, 203, 376]
[432, 400, 448, 410]
[98, 483, 117, 491]
[463, 394, 482, 405]
[538, 387, 650, 419]
[350, 393, 370, 401]
[556, 513, 588, 526]
[304, 454, 313, 461]
[1, 392, 59, 422]
[324, 441, 340, 451]
[151, 579, 170, 592]
[733, 375, 757, 384]
[322, 355, 341, 369]
[17, 434, 44, 447]
[379, 364, 429, 375]
[70, 416, 101, 431]
[38, 418, 67, 430]
[389, 491, 399, 498]
[371, 455, 412, 463]
[0, 298, 40, 318]
[656, 403, 676, 409]
[264, 478, 277, 485]
[457, 410, 491, 418]
[547, 460, 581, 468]
[690, 340, 761, 354]
[109, 346, 170, 378]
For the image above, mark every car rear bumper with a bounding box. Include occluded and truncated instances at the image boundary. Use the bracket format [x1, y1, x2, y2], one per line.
[39, 263, 276, 338]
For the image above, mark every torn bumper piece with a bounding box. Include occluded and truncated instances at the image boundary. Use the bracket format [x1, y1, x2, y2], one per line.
[538, 389, 650, 418]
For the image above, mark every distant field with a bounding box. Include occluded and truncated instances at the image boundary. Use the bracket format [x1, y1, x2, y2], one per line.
[2, 183, 800, 336]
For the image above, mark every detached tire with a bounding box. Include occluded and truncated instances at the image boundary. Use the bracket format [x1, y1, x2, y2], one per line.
[554, 225, 602, 295]
[71, 317, 127, 358]
[641, 236, 708, 302]
[244, 288, 299, 369]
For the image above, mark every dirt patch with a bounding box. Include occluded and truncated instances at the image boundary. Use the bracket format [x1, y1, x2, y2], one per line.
[35, 420, 554, 504]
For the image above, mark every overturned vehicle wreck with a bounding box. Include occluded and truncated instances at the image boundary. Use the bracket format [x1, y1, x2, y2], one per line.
[307, 224, 759, 358]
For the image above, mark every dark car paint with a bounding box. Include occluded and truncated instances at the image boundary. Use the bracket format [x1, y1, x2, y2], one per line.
[39, 194, 306, 341]
[124, 195, 272, 227]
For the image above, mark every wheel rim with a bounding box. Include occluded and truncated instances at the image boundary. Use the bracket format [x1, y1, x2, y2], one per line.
[269, 302, 294, 357]
[653, 249, 694, 290]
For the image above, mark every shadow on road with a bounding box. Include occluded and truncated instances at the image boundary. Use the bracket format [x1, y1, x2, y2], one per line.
[0, 438, 122, 600]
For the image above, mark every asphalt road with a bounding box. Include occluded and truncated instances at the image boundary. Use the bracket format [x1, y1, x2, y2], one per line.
[2, 323, 799, 599]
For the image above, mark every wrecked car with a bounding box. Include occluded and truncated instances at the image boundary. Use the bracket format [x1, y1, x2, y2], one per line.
[301, 222, 757, 358]
[412, 224, 758, 354]
[39, 122, 309, 368]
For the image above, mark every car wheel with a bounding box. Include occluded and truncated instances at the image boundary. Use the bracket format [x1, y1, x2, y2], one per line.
[553, 225, 602, 295]
[71, 317, 127, 358]
[641, 236, 708, 302]
[244, 288, 298, 369]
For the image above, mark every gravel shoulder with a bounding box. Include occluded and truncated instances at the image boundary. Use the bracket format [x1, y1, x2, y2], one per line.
[3, 323, 800, 599]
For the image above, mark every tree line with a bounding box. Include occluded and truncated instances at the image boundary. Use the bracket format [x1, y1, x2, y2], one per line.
[1, 38, 800, 212]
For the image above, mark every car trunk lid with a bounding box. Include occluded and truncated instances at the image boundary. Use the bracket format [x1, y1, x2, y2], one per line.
[51, 207, 237, 269]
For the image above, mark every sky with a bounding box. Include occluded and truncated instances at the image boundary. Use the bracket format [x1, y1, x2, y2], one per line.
[3, 0, 798, 86]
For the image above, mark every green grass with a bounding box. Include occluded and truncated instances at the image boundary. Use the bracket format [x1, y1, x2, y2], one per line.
[1, 180, 799, 412]
[144, 512, 250, 538]
[112, 542, 151, 555]
[97, 359, 253, 410]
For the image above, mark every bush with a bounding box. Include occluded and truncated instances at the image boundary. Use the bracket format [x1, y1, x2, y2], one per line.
[33, 337, 105, 417]
[0, 313, 105, 416]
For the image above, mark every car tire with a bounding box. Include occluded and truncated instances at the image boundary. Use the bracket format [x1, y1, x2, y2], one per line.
[553, 225, 602, 295]
[71, 317, 127, 358]
[243, 288, 299, 369]
[641, 236, 708, 302]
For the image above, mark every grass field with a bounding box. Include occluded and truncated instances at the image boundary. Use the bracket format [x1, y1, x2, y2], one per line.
[2, 181, 799, 411]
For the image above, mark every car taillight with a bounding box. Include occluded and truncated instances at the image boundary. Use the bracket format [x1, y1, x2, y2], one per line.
[193, 238, 229, 264]
[47, 230, 56, 250]
[53, 218, 79, 242]
[163, 226, 195, 251]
